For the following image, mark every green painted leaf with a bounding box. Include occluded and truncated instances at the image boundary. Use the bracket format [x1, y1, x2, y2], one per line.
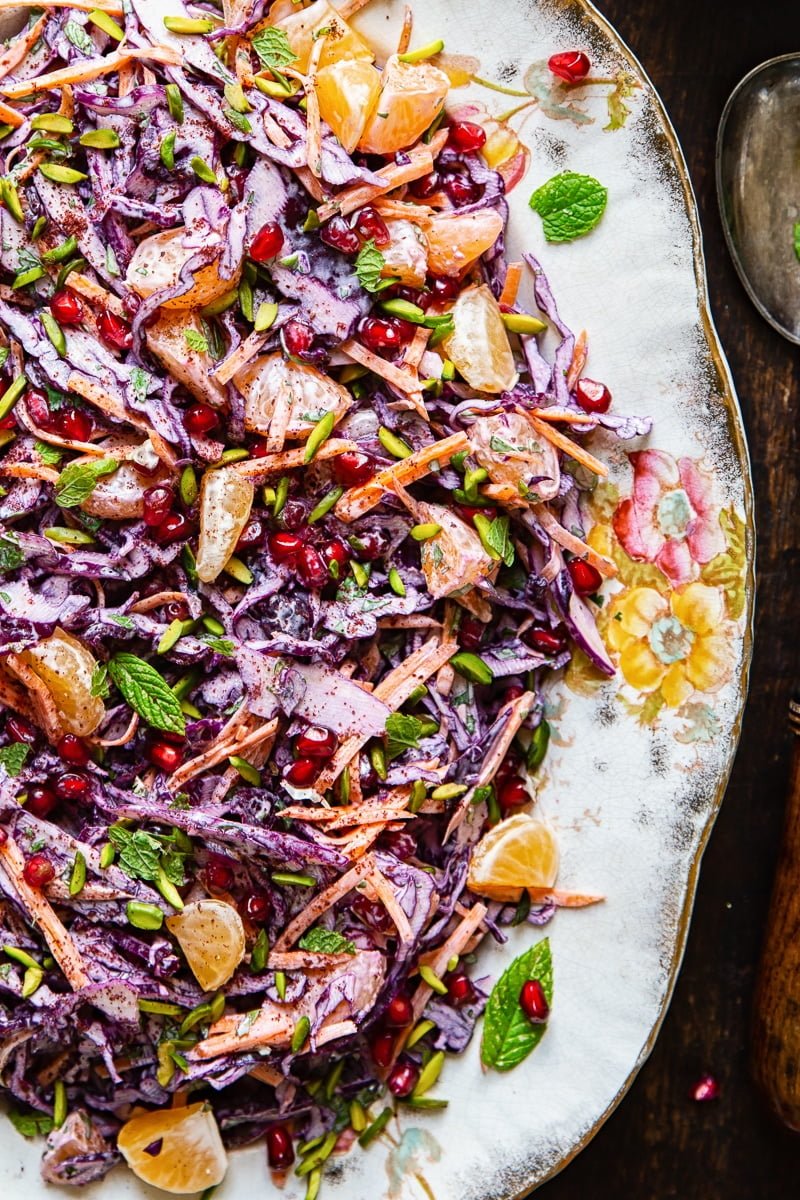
[480, 937, 552, 1071]
[0, 742, 29, 777]
[354, 239, 386, 293]
[298, 928, 356, 955]
[55, 457, 118, 508]
[529, 172, 607, 243]
[108, 653, 186, 734]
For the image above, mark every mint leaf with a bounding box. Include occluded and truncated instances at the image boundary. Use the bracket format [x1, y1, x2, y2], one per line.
[109, 614, 134, 629]
[117, 829, 161, 882]
[7, 1108, 54, 1139]
[484, 515, 514, 567]
[202, 636, 236, 657]
[0, 532, 23, 574]
[160, 850, 187, 886]
[129, 366, 152, 403]
[298, 928, 356, 955]
[480, 937, 552, 1071]
[251, 26, 297, 71]
[384, 712, 425, 760]
[489, 434, 516, 455]
[0, 348, 8, 369]
[55, 457, 118, 508]
[34, 440, 62, 465]
[90, 662, 109, 698]
[184, 329, 209, 354]
[0, 742, 29, 777]
[529, 172, 607, 243]
[354, 239, 386, 293]
[108, 653, 186, 735]
[64, 19, 94, 54]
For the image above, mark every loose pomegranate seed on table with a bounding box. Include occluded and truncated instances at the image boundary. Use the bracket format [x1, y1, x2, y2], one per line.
[50, 289, 84, 326]
[266, 1125, 294, 1170]
[23, 853, 55, 888]
[6, 715, 37, 744]
[353, 205, 390, 246]
[447, 120, 487, 152]
[320, 215, 361, 255]
[57, 734, 90, 767]
[183, 402, 219, 435]
[284, 757, 320, 787]
[333, 451, 376, 488]
[568, 557, 603, 596]
[148, 740, 183, 772]
[142, 485, 174, 528]
[370, 1030, 395, 1068]
[575, 376, 612, 414]
[56, 407, 93, 442]
[295, 726, 337, 760]
[269, 531, 304, 564]
[519, 978, 550, 1023]
[690, 1074, 720, 1102]
[387, 1061, 419, 1097]
[385, 994, 413, 1028]
[25, 785, 57, 819]
[249, 221, 284, 262]
[97, 309, 132, 350]
[547, 50, 591, 83]
[55, 773, 89, 801]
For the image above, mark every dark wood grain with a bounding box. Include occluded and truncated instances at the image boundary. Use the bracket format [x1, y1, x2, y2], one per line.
[536, 0, 800, 1194]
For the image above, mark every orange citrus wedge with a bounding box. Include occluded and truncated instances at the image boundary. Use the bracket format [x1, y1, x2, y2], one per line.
[276, 0, 373, 72]
[441, 283, 519, 394]
[423, 209, 504, 277]
[358, 55, 449, 155]
[467, 812, 560, 902]
[117, 1102, 227, 1195]
[316, 58, 382, 153]
[125, 228, 239, 312]
[166, 899, 245, 991]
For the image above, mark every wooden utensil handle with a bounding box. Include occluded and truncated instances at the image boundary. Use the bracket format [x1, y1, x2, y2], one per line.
[752, 696, 800, 1129]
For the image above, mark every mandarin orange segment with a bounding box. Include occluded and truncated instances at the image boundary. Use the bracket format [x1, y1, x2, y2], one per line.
[316, 58, 382, 153]
[441, 283, 518, 394]
[117, 1102, 227, 1195]
[424, 209, 504, 277]
[467, 812, 560, 902]
[276, 0, 374, 72]
[357, 55, 450, 155]
[166, 899, 245, 991]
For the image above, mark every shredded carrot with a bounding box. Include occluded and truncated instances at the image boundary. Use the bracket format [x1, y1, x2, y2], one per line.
[249, 1063, 283, 1087]
[334, 431, 469, 522]
[527, 413, 608, 477]
[397, 4, 413, 53]
[408, 902, 487, 1026]
[274, 855, 377, 951]
[338, 0, 375, 15]
[498, 261, 523, 308]
[129, 591, 188, 615]
[88, 710, 139, 748]
[376, 614, 442, 630]
[233, 438, 359, 478]
[267, 950, 356, 971]
[0, 462, 58, 483]
[339, 337, 421, 394]
[265, 380, 292, 453]
[67, 272, 127, 319]
[213, 330, 270, 384]
[403, 325, 431, 371]
[0, 98, 23, 128]
[434, 601, 459, 697]
[367, 867, 413, 941]
[528, 406, 596, 426]
[0, 671, 35, 724]
[566, 329, 588, 391]
[168, 717, 279, 791]
[373, 198, 432, 224]
[0, 836, 90, 990]
[5, 654, 64, 741]
[1, 47, 179, 99]
[0, 0, 123, 10]
[526, 887, 605, 908]
[534, 505, 617, 579]
[317, 142, 436, 223]
[16, 401, 105, 457]
[67, 373, 150, 431]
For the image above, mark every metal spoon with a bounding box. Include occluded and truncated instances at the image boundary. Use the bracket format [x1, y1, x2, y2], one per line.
[717, 53, 800, 343]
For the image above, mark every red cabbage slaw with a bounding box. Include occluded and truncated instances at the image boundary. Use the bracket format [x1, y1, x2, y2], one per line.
[0, 0, 652, 1189]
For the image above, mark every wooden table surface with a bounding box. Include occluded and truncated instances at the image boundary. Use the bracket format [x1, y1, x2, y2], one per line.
[537, 0, 800, 1194]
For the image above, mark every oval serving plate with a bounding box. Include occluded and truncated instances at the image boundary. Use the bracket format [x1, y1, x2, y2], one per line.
[0, 0, 753, 1197]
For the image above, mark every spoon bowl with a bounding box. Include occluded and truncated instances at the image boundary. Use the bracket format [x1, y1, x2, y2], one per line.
[717, 53, 800, 343]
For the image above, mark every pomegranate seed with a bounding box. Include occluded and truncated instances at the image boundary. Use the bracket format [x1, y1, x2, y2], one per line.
[0, 412, 14, 430]
[350, 530, 386, 562]
[6, 715, 37, 744]
[385, 994, 413, 1028]
[0, 827, 7, 846]
[236, 517, 264, 549]
[295, 726, 337, 760]
[57, 734, 89, 767]
[183, 403, 219, 435]
[55, 773, 89, 801]
[56, 407, 93, 442]
[49, 289, 83, 326]
[358, 316, 404, 356]
[282, 319, 315, 357]
[456, 504, 496, 525]
[410, 171, 440, 199]
[278, 500, 307, 531]
[519, 978, 550, 1023]
[458, 616, 484, 651]
[429, 274, 460, 300]
[23, 853, 55, 888]
[447, 972, 474, 1006]
[370, 1031, 395, 1068]
[249, 436, 270, 458]
[297, 544, 328, 589]
[266, 1125, 294, 1170]
[387, 1061, 419, 1097]
[25, 785, 57, 819]
[24, 388, 54, 429]
[526, 627, 567, 655]
[443, 173, 481, 206]
[205, 858, 234, 892]
[244, 892, 272, 923]
[690, 1074, 720, 1102]
[142, 485, 174, 528]
[320, 538, 350, 574]
[448, 120, 487, 153]
[568, 557, 603, 596]
[498, 776, 529, 812]
[269, 531, 303, 564]
[575, 377, 612, 414]
[153, 512, 191, 545]
[548, 50, 591, 84]
[148, 741, 183, 772]
[250, 221, 284, 262]
[352, 892, 393, 932]
[353, 205, 390, 246]
[284, 757, 320, 787]
[320, 214, 361, 255]
[496, 752, 522, 781]
[333, 451, 376, 488]
[164, 600, 189, 622]
[97, 309, 132, 351]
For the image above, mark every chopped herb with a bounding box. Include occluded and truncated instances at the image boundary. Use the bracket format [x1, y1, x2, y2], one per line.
[64, 19, 94, 54]
[108, 653, 186, 735]
[354, 239, 386, 292]
[298, 928, 356, 955]
[0, 742, 29, 777]
[55, 458, 118, 509]
[251, 26, 297, 73]
[184, 328, 209, 353]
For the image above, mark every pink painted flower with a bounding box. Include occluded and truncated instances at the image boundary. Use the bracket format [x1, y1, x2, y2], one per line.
[613, 450, 725, 586]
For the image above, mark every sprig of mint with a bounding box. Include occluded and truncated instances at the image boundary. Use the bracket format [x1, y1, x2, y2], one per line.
[55, 458, 118, 509]
[0, 532, 24, 574]
[0, 742, 29, 778]
[480, 937, 553, 1071]
[529, 172, 607, 243]
[384, 712, 425, 760]
[251, 26, 296, 72]
[34, 440, 62, 465]
[298, 928, 356, 955]
[109, 826, 162, 881]
[483, 515, 515, 568]
[108, 653, 186, 735]
[64, 19, 94, 55]
[184, 329, 209, 354]
[354, 239, 387, 293]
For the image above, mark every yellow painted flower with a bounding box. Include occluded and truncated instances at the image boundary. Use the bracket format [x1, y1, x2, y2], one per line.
[607, 582, 732, 707]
